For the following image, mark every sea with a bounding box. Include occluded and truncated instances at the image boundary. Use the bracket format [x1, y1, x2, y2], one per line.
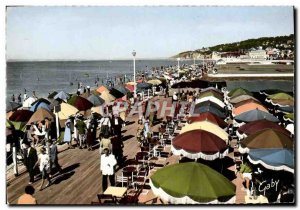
[6, 60, 294, 108]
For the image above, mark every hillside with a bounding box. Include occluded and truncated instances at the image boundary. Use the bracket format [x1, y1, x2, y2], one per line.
[173, 34, 294, 58]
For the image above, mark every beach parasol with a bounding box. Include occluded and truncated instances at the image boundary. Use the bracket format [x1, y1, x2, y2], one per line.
[193, 105, 226, 119]
[100, 90, 116, 104]
[247, 148, 294, 173]
[228, 88, 252, 98]
[259, 89, 283, 96]
[266, 93, 294, 107]
[194, 101, 224, 110]
[239, 128, 293, 153]
[276, 106, 294, 114]
[54, 91, 70, 101]
[232, 102, 268, 117]
[171, 80, 209, 89]
[233, 98, 262, 108]
[115, 85, 130, 95]
[137, 82, 152, 90]
[47, 91, 58, 99]
[67, 95, 93, 111]
[187, 112, 227, 128]
[7, 101, 22, 112]
[147, 79, 162, 86]
[6, 119, 27, 132]
[57, 102, 79, 120]
[234, 109, 279, 123]
[199, 91, 223, 101]
[23, 97, 37, 108]
[286, 124, 294, 136]
[180, 122, 228, 143]
[283, 113, 294, 123]
[27, 108, 55, 125]
[87, 94, 105, 106]
[195, 96, 226, 108]
[96, 85, 109, 94]
[237, 119, 290, 137]
[171, 130, 228, 160]
[200, 87, 223, 95]
[91, 106, 104, 115]
[125, 84, 134, 92]
[150, 162, 236, 204]
[229, 95, 259, 104]
[30, 99, 51, 112]
[9, 110, 33, 122]
[109, 88, 125, 99]
[126, 81, 136, 85]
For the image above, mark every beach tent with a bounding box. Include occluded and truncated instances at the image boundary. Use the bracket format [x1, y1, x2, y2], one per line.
[195, 96, 226, 108]
[180, 122, 228, 143]
[57, 102, 79, 120]
[187, 112, 227, 128]
[232, 102, 268, 117]
[23, 97, 37, 108]
[96, 85, 109, 94]
[247, 149, 294, 173]
[276, 106, 294, 114]
[239, 128, 293, 154]
[234, 109, 279, 123]
[100, 90, 116, 104]
[137, 82, 152, 90]
[195, 101, 224, 111]
[6, 119, 27, 132]
[27, 108, 55, 125]
[87, 94, 105, 106]
[171, 130, 228, 160]
[54, 91, 70, 101]
[237, 119, 290, 137]
[150, 162, 236, 204]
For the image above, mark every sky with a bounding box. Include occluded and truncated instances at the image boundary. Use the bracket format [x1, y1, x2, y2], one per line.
[6, 6, 294, 60]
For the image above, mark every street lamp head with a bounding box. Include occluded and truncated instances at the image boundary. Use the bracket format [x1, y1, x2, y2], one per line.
[132, 50, 136, 57]
[177, 57, 180, 61]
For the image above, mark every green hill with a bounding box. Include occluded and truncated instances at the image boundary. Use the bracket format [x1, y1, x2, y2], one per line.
[173, 34, 294, 58]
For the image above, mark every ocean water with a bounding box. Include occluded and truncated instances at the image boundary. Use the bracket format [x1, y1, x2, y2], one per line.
[6, 60, 294, 108]
[6, 60, 194, 105]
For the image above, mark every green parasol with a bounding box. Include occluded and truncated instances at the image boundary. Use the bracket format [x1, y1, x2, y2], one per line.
[150, 162, 236, 204]
[228, 87, 252, 98]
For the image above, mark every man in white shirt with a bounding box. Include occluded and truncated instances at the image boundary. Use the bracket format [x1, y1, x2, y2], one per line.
[100, 148, 117, 192]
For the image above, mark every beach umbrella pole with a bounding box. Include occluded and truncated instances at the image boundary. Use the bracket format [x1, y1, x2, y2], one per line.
[12, 143, 18, 176]
[55, 113, 60, 141]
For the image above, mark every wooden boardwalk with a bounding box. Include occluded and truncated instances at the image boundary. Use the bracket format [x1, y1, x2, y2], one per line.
[7, 95, 246, 205]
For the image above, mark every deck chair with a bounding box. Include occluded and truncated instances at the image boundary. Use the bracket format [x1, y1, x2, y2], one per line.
[97, 194, 116, 204]
[116, 175, 129, 187]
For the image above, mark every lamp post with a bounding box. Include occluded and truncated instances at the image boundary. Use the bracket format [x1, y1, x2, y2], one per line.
[132, 50, 136, 98]
[177, 57, 180, 76]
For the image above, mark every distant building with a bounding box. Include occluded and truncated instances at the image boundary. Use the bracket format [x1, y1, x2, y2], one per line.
[248, 49, 267, 60]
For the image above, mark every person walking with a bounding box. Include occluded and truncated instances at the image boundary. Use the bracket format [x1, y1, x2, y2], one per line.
[18, 94, 22, 103]
[17, 185, 37, 204]
[64, 119, 73, 149]
[11, 94, 15, 102]
[99, 133, 112, 154]
[100, 148, 117, 192]
[34, 147, 51, 191]
[47, 139, 62, 176]
[75, 117, 87, 149]
[86, 124, 94, 151]
[23, 142, 38, 184]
